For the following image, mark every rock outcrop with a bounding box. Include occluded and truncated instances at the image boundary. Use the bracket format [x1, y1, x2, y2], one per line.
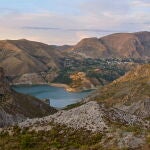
[66, 72, 98, 92]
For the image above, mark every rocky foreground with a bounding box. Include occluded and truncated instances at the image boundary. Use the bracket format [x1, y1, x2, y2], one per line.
[18, 101, 149, 132]
[0, 64, 150, 149]
[0, 100, 148, 149]
[18, 101, 107, 132]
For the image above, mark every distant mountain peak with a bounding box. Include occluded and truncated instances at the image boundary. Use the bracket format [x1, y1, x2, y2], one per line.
[68, 31, 150, 58]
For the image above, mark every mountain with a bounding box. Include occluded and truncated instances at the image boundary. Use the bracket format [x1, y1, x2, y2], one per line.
[0, 32, 149, 86]
[55, 45, 73, 51]
[0, 39, 63, 76]
[68, 31, 150, 58]
[0, 67, 57, 127]
[0, 31, 149, 77]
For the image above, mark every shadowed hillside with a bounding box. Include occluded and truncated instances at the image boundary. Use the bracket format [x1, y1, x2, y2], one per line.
[0, 67, 57, 127]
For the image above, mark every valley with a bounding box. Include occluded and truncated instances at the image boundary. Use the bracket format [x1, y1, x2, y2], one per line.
[0, 31, 149, 93]
[0, 0, 150, 149]
[0, 31, 150, 150]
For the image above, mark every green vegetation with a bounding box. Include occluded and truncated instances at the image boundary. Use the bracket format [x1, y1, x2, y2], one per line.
[20, 134, 36, 149]
[1, 124, 149, 150]
[53, 69, 72, 84]
[0, 93, 11, 103]
[53, 57, 149, 86]
[64, 102, 83, 110]
[94, 64, 150, 107]
[0, 125, 104, 150]
[146, 134, 150, 145]
[120, 125, 142, 136]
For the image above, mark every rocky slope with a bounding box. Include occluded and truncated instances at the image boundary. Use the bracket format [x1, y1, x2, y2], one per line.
[68, 31, 150, 58]
[0, 67, 57, 127]
[18, 100, 149, 131]
[1, 100, 148, 149]
[90, 64, 150, 119]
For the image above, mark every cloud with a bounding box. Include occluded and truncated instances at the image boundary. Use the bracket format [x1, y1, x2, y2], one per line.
[22, 26, 61, 30]
[131, 0, 150, 7]
[22, 26, 125, 33]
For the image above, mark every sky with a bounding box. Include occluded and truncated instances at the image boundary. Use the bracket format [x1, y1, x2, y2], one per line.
[0, 0, 149, 45]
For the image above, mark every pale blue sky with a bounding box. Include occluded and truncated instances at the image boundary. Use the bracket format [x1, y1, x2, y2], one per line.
[0, 0, 149, 44]
[0, 0, 83, 14]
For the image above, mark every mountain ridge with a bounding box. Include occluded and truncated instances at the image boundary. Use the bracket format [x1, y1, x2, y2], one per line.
[68, 31, 150, 58]
[0, 31, 149, 88]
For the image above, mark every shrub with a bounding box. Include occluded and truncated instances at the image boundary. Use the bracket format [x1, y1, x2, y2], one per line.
[20, 134, 36, 149]
[80, 145, 89, 150]
[51, 140, 62, 148]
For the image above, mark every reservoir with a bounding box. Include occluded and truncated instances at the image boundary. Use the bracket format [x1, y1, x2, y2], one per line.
[12, 85, 92, 108]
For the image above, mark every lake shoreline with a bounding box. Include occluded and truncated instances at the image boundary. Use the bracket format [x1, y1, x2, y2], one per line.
[12, 82, 97, 93]
[12, 84, 92, 108]
[12, 83, 76, 92]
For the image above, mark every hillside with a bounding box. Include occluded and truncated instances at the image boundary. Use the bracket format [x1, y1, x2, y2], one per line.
[0, 32, 149, 86]
[92, 64, 150, 118]
[0, 32, 149, 93]
[0, 39, 63, 76]
[68, 31, 150, 58]
[0, 31, 149, 76]
[0, 67, 57, 127]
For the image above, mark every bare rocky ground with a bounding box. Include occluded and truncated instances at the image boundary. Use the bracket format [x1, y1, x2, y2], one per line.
[0, 100, 149, 149]
[18, 101, 149, 131]
[3, 101, 145, 149]
[18, 101, 107, 132]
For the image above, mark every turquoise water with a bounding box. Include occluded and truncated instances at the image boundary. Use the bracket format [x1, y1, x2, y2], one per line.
[12, 85, 92, 108]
